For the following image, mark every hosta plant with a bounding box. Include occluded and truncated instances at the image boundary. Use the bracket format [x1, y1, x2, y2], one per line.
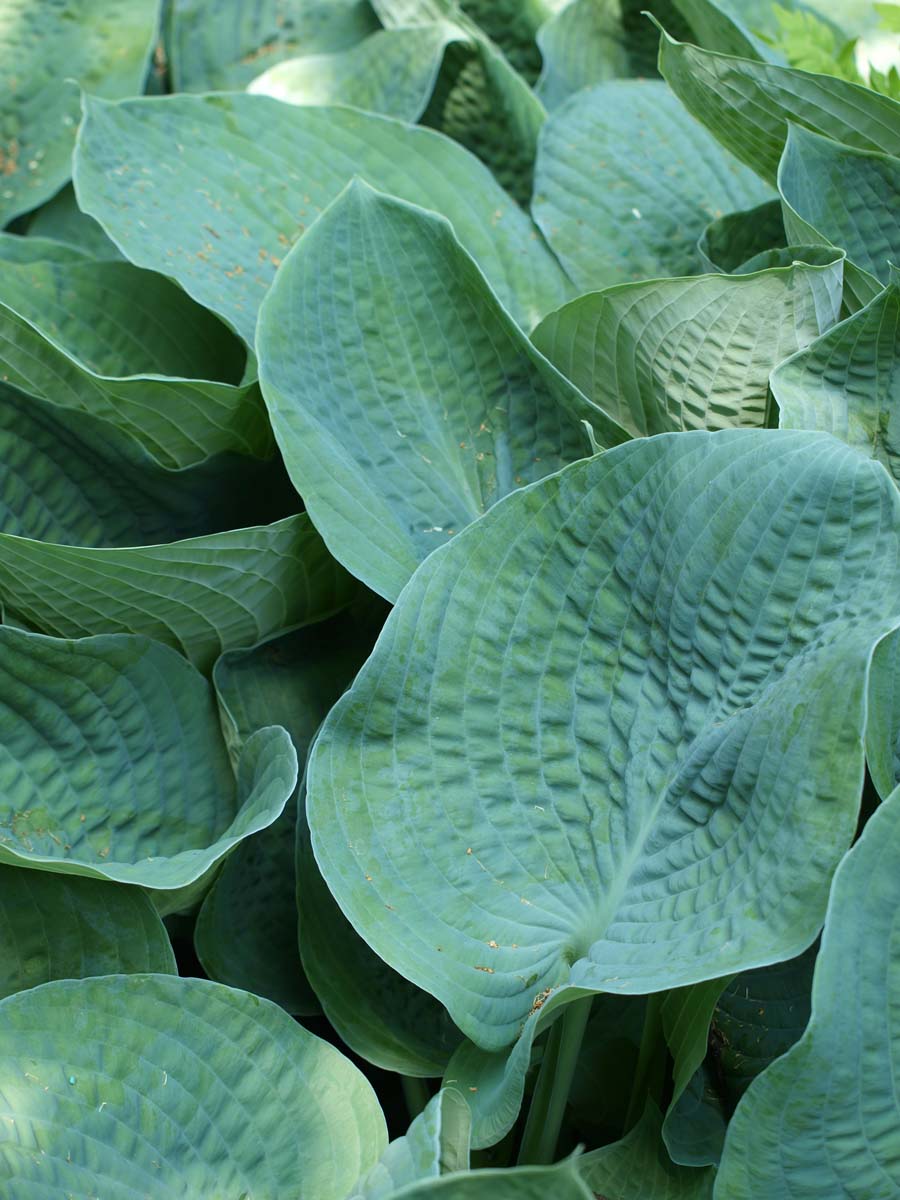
[0, 0, 899, 1197]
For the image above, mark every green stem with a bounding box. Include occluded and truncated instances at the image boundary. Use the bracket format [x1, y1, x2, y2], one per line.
[517, 996, 593, 1166]
[401, 1075, 431, 1121]
[625, 991, 666, 1130]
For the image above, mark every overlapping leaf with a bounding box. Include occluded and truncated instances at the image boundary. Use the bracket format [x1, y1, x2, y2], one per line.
[0, 0, 159, 224]
[309, 430, 900, 1052]
[0, 628, 297, 897]
[0, 868, 175, 1000]
[0, 974, 386, 1198]
[73, 93, 570, 339]
[257, 181, 621, 601]
[531, 251, 843, 436]
[533, 80, 771, 291]
[715, 783, 900, 1198]
[535, 0, 630, 110]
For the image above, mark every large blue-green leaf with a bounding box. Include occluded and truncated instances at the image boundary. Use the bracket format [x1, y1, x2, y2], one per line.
[697, 199, 786, 274]
[531, 251, 843, 435]
[0, 974, 387, 1198]
[778, 122, 897, 297]
[0, 513, 355, 673]
[657, 27, 900, 184]
[534, 0, 630, 110]
[715, 783, 900, 1197]
[773, 266, 900, 481]
[581, 1103, 715, 1199]
[0, 256, 270, 469]
[257, 181, 621, 601]
[197, 603, 385, 1013]
[73, 93, 570, 339]
[0, 628, 297, 897]
[308, 429, 900, 1052]
[249, 26, 460, 121]
[167, 0, 378, 91]
[26, 184, 123, 260]
[0, 868, 175, 1000]
[532, 80, 770, 291]
[382, 1160, 593, 1199]
[0, 0, 159, 225]
[349, 1089, 471, 1198]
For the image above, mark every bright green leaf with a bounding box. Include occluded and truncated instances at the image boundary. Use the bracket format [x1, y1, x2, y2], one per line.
[0, 973, 387, 1198]
[308, 429, 900, 1051]
[531, 252, 843, 436]
[532, 80, 771, 291]
[0, 867, 175, 1000]
[257, 181, 620, 601]
[73, 93, 570, 340]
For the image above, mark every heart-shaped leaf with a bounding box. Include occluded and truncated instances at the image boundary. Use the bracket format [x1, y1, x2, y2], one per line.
[0, 627, 297, 895]
[532, 79, 770, 292]
[0, 0, 159, 224]
[308, 429, 900, 1052]
[257, 180, 620, 600]
[531, 252, 843, 436]
[0, 867, 175, 1001]
[715, 783, 900, 1198]
[73, 93, 570, 339]
[0, 973, 387, 1198]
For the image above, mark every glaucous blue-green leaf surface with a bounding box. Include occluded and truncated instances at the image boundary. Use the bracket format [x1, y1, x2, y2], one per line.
[197, 604, 385, 1013]
[348, 1089, 471, 1198]
[167, 0, 379, 91]
[0, 0, 159, 225]
[0, 513, 355, 673]
[0, 868, 175, 1000]
[26, 184, 122, 260]
[385, 1160, 593, 1199]
[580, 1103, 715, 1199]
[74, 93, 571, 339]
[257, 181, 621, 601]
[0, 628, 297, 895]
[535, 0, 630, 110]
[308, 429, 900, 1051]
[0, 256, 271, 469]
[867, 630, 900, 801]
[773, 266, 900, 480]
[0, 231, 91, 265]
[531, 252, 843, 435]
[0, 974, 387, 1198]
[532, 80, 771, 291]
[658, 28, 900, 184]
[715, 783, 900, 1198]
[250, 26, 461, 122]
[697, 200, 785, 273]
[778, 123, 900, 288]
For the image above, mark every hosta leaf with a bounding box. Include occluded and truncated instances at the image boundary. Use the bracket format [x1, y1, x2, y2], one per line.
[0, 974, 386, 1198]
[535, 0, 630, 111]
[257, 181, 620, 601]
[779, 122, 900, 288]
[657, 28, 900, 184]
[867, 630, 900, 800]
[622, 0, 696, 76]
[580, 1102, 715, 1199]
[697, 199, 785, 274]
[773, 266, 900, 480]
[0, 513, 355, 673]
[308, 429, 900, 1052]
[349, 1089, 471, 1198]
[197, 604, 385, 1014]
[167, 0, 378, 91]
[671, 0, 779, 59]
[249, 26, 459, 121]
[0, 868, 175, 1000]
[531, 252, 843, 436]
[715, 783, 900, 1198]
[0, 383, 257, 547]
[0, 0, 159, 225]
[387, 1160, 593, 1200]
[73, 94, 570, 340]
[26, 184, 122, 260]
[0, 628, 297, 897]
[532, 80, 771, 291]
[0, 257, 270, 470]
